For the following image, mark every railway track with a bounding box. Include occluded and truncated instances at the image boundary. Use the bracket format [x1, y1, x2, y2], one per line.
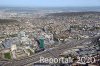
[2, 36, 100, 66]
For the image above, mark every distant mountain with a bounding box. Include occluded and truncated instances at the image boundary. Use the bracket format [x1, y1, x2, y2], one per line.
[0, 6, 100, 13]
[46, 11, 100, 17]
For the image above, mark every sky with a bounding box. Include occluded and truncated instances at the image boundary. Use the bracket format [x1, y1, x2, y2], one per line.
[0, 0, 100, 7]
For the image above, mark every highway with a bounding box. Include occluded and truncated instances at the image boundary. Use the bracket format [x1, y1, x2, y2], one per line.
[2, 36, 100, 66]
